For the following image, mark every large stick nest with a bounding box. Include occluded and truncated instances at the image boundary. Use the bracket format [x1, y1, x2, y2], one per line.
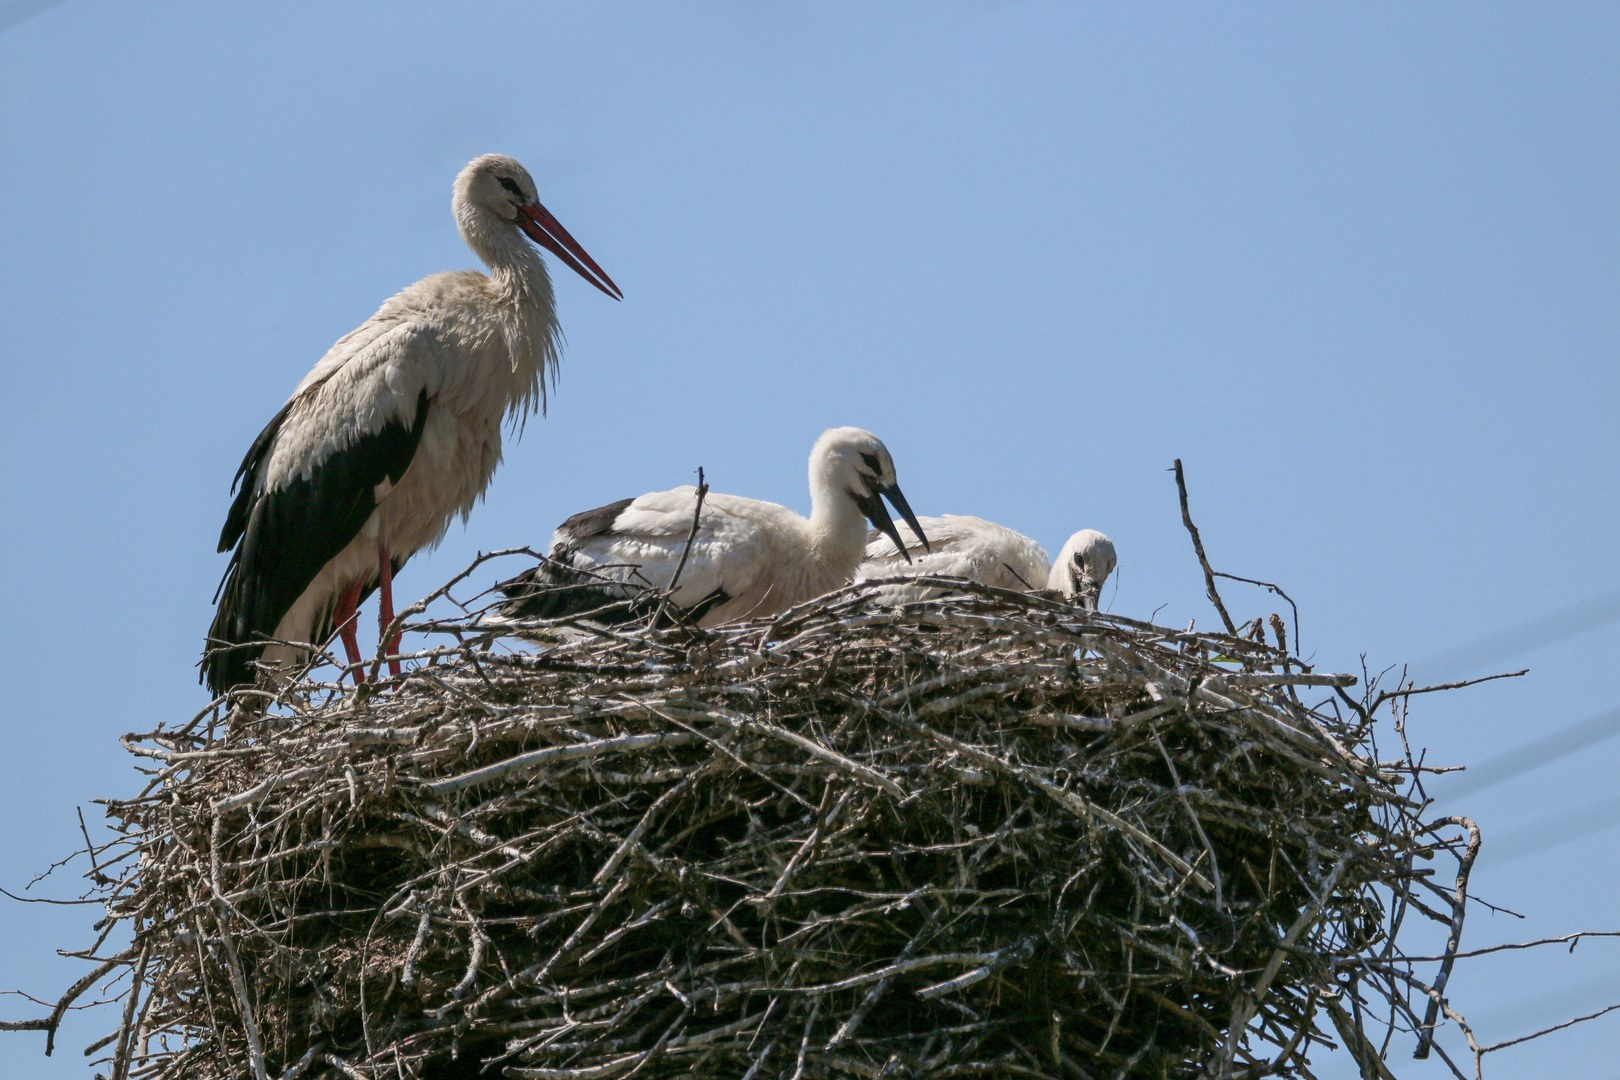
[78, 576, 1467, 1079]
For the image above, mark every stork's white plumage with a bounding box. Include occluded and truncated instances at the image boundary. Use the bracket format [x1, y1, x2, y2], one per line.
[1046, 529, 1117, 610]
[204, 154, 620, 695]
[855, 515, 1050, 602]
[857, 518, 1117, 611]
[499, 427, 929, 628]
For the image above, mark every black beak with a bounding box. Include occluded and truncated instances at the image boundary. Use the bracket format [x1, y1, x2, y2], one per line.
[882, 483, 929, 553]
[853, 483, 930, 563]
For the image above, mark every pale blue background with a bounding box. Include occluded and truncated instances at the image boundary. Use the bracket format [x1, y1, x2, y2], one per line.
[1, 3, 1616, 1076]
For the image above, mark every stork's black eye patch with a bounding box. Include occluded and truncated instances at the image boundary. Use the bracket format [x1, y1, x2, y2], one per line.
[859, 453, 881, 472]
[498, 177, 523, 198]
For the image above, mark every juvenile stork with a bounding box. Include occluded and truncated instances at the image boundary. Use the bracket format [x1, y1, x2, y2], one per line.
[498, 427, 929, 627]
[203, 154, 620, 696]
[855, 515, 1050, 600]
[857, 518, 1117, 611]
[1046, 528, 1117, 611]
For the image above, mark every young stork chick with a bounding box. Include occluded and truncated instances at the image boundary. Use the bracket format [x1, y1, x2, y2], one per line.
[499, 427, 929, 627]
[855, 515, 1050, 602]
[203, 154, 620, 696]
[1046, 528, 1117, 612]
[857, 518, 1118, 611]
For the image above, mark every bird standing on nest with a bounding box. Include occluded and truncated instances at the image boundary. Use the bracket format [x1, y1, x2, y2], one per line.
[498, 427, 930, 627]
[204, 154, 621, 696]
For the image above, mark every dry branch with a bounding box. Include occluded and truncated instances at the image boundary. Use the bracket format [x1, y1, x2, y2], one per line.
[2, 560, 1583, 1079]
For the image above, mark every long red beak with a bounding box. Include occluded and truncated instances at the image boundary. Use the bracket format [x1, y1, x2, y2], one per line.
[518, 202, 623, 300]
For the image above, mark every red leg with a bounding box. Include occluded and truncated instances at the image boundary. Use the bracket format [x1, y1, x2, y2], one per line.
[333, 577, 367, 685]
[378, 542, 402, 678]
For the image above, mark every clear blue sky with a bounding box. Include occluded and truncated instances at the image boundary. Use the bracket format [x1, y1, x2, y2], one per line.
[1, 3, 1616, 1075]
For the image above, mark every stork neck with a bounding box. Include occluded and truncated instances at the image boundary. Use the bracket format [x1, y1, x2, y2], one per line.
[456, 206, 555, 302]
[452, 202, 562, 416]
[806, 471, 869, 566]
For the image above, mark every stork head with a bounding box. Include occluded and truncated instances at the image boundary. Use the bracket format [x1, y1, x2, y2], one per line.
[811, 427, 930, 561]
[454, 154, 622, 300]
[1047, 529, 1117, 611]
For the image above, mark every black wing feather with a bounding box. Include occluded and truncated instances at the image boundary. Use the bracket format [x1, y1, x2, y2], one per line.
[555, 498, 635, 544]
[203, 388, 431, 695]
[218, 398, 297, 555]
[498, 558, 730, 627]
[496, 498, 730, 630]
[493, 498, 643, 620]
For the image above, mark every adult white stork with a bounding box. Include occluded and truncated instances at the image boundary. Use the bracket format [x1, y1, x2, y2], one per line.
[498, 427, 929, 627]
[203, 154, 620, 696]
[1045, 528, 1117, 611]
[857, 518, 1117, 611]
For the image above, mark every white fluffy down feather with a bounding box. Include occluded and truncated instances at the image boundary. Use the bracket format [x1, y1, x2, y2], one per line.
[857, 517, 1116, 610]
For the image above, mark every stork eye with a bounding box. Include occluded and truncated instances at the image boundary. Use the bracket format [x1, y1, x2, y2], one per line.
[498, 177, 524, 198]
[859, 452, 881, 473]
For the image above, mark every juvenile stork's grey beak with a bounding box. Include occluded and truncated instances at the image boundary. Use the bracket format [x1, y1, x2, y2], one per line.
[853, 484, 931, 563]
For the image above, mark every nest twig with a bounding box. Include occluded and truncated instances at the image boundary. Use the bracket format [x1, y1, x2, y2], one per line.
[5, 559, 1550, 1080]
